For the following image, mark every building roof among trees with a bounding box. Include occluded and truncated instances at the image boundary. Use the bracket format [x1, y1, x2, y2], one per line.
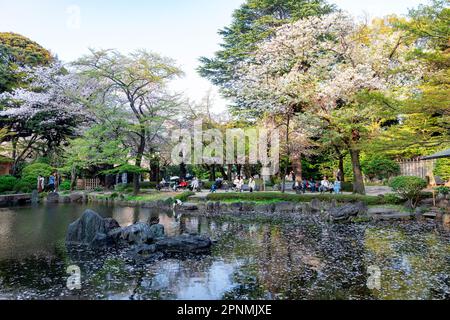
[423, 148, 450, 160]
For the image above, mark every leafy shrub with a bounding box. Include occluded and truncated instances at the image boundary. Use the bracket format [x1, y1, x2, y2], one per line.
[362, 157, 400, 181]
[436, 186, 450, 197]
[140, 181, 157, 189]
[21, 163, 54, 179]
[174, 191, 195, 202]
[434, 158, 450, 182]
[341, 182, 353, 192]
[59, 181, 71, 191]
[382, 193, 403, 205]
[14, 163, 54, 193]
[390, 176, 427, 208]
[14, 176, 36, 193]
[0, 175, 18, 193]
[206, 192, 387, 205]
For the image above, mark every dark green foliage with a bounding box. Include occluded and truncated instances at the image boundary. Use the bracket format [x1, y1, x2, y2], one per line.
[206, 192, 399, 206]
[390, 176, 428, 208]
[362, 157, 400, 181]
[434, 158, 450, 181]
[13, 163, 54, 193]
[174, 191, 195, 202]
[436, 186, 450, 196]
[0, 175, 17, 193]
[21, 163, 54, 179]
[59, 181, 71, 191]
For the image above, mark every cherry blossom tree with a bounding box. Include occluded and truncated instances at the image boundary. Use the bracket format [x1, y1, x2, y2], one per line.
[230, 12, 421, 194]
[0, 62, 91, 174]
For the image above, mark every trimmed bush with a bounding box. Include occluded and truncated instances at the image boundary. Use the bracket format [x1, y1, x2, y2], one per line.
[206, 192, 393, 206]
[15, 163, 54, 193]
[436, 186, 450, 197]
[59, 181, 71, 191]
[362, 157, 400, 181]
[390, 176, 427, 208]
[21, 163, 54, 178]
[14, 176, 36, 193]
[0, 175, 18, 193]
[174, 191, 195, 202]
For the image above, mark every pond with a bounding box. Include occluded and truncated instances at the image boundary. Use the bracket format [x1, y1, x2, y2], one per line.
[0, 203, 449, 300]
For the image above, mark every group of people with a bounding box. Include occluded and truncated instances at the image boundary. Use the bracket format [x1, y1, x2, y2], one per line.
[37, 172, 59, 193]
[293, 176, 342, 194]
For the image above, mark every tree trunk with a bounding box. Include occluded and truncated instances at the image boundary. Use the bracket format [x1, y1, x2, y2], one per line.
[180, 163, 187, 180]
[350, 148, 365, 195]
[227, 164, 233, 181]
[210, 164, 216, 182]
[70, 166, 77, 191]
[219, 166, 228, 181]
[11, 136, 18, 176]
[291, 153, 302, 183]
[282, 114, 291, 193]
[133, 127, 146, 195]
[338, 155, 345, 182]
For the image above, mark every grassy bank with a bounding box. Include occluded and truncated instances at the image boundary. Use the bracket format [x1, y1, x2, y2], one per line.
[206, 192, 403, 206]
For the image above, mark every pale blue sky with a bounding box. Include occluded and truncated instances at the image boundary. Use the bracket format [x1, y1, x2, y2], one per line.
[0, 0, 429, 111]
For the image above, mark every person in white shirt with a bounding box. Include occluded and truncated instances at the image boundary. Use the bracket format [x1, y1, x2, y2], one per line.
[190, 177, 199, 191]
[319, 176, 333, 194]
[248, 177, 256, 193]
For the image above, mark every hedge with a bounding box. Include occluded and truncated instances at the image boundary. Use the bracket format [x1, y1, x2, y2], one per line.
[0, 175, 17, 193]
[206, 192, 403, 206]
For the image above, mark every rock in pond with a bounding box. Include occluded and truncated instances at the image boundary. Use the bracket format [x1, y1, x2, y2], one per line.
[155, 234, 212, 255]
[47, 192, 60, 204]
[329, 202, 368, 222]
[66, 209, 120, 248]
[66, 210, 214, 258]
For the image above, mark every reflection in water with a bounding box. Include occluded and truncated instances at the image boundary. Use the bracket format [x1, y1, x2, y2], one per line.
[0, 204, 449, 300]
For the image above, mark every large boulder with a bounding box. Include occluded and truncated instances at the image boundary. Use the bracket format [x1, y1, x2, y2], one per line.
[121, 222, 155, 245]
[329, 202, 368, 222]
[47, 192, 60, 204]
[69, 193, 83, 203]
[66, 210, 120, 248]
[155, 234, 212, 255]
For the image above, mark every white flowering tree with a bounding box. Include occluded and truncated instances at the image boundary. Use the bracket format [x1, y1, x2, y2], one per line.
[230, 13, 420, 194]
[0, 62, 91, 174]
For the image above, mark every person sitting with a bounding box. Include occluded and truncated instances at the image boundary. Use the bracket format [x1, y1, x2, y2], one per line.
[190, 177, 200, 192]
[148, 216, 165, 239]
[319, 176, 333, 194]
[157, 178, 166, 191]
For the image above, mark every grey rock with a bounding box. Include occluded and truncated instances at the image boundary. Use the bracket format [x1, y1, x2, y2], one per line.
[155, 234, 212, 254]
[70, 193, 83, 203]
[311, 199, 321, 212]
[66, 209, 108, 246]
[275, 201, 296, 213]
[31, 190, 39, 204]
[329, 202, 368, 222]
[181, 203, 199, 211]
[60, 196, 71, 203]
[149, 224, 165, 239]
[47, 192, 60, 204]
[121, 222, 154, 245]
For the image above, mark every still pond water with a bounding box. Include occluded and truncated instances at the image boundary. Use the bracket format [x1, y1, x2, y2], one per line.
[0, 203, 449, 300]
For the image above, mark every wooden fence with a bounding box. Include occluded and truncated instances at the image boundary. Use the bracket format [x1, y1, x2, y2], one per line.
[397, 158, 436, 185]
[77, 178, 101, 191]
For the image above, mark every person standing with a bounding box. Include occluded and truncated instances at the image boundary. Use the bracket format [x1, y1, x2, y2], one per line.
[334, 177, 342, 194]
[37, 175, 44, 193]
[48, 173, 56, 192]
[248, 177, 256, 193]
